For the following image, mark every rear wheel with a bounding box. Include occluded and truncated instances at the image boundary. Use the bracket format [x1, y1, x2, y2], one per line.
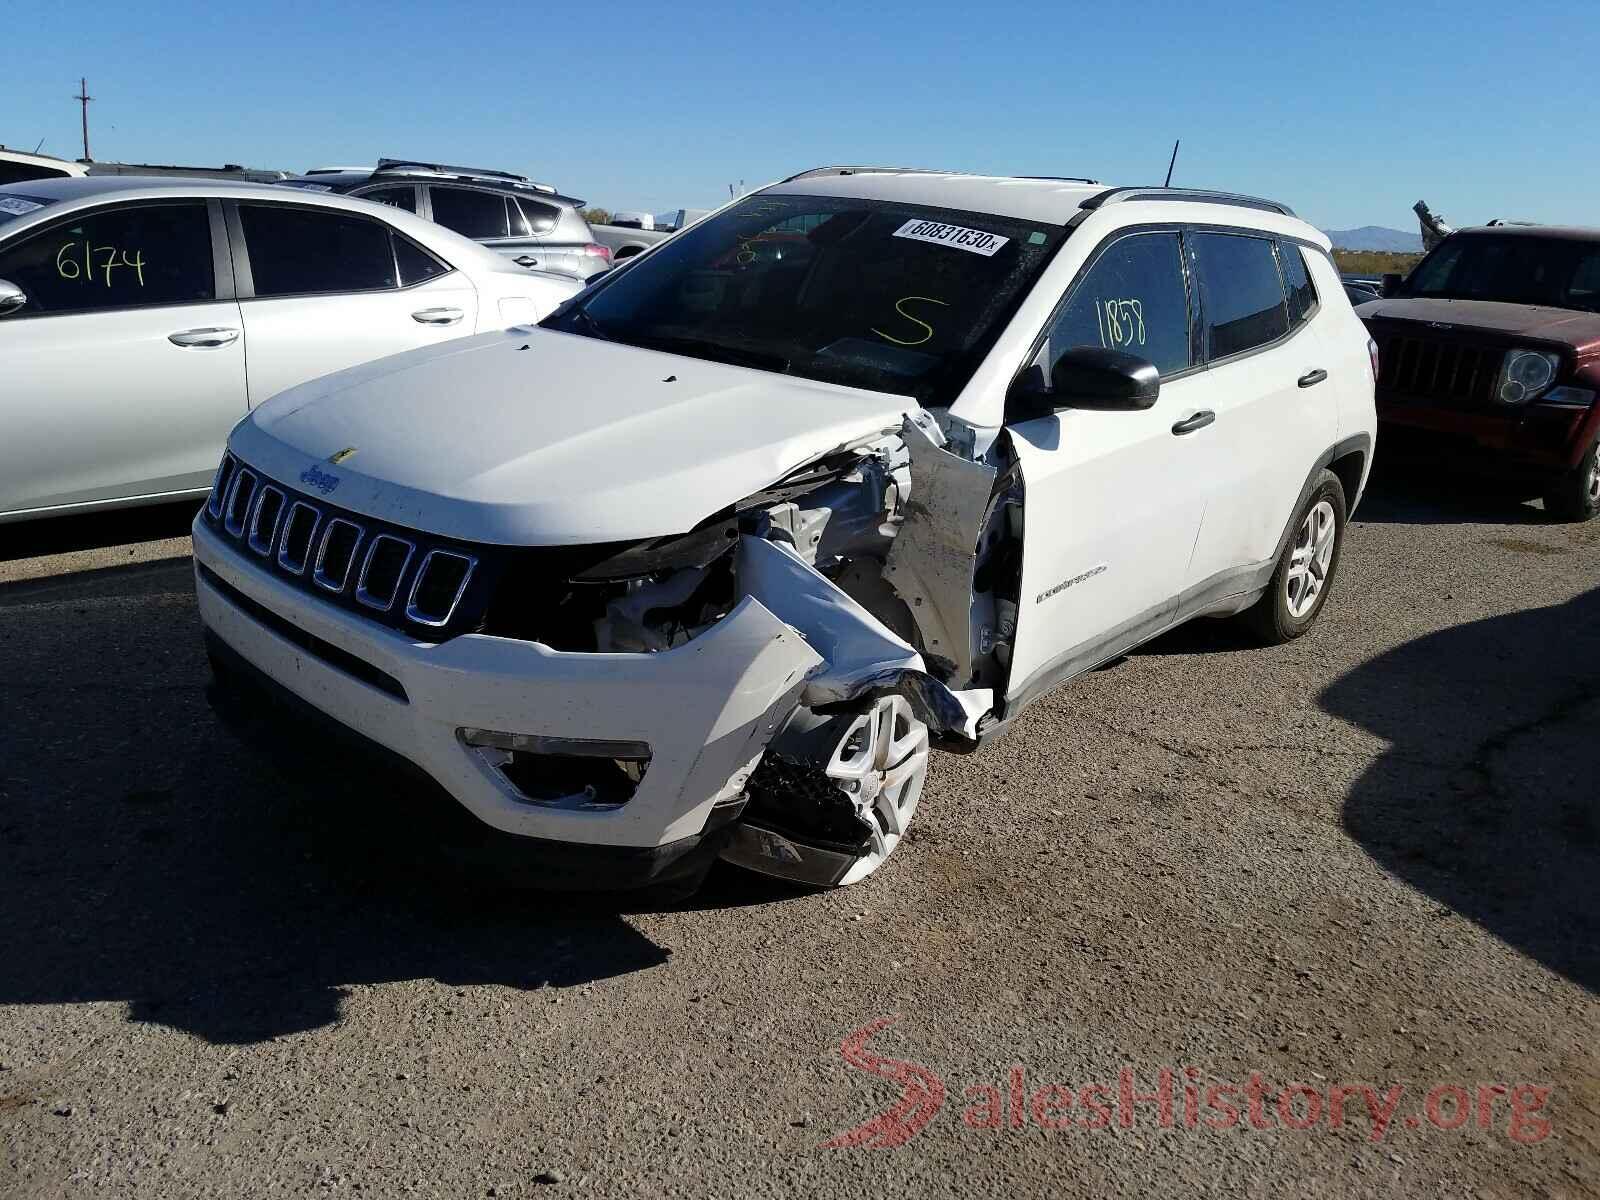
[1542, 439, 1600, 523]
[1241, 470, 1347, 644]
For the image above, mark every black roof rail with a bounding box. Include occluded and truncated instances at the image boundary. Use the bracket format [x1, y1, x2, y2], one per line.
[1015, 175, 1102, 185]
[1080, 187, 1296, 217]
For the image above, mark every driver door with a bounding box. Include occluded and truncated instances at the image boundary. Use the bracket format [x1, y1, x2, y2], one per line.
[1004, 229, 1212, 705]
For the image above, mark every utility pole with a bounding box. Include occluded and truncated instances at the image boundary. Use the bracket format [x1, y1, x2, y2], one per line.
[73, 77, 93, 161]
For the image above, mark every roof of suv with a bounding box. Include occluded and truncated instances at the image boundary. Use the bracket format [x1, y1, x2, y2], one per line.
[763, 166, 1309, 237]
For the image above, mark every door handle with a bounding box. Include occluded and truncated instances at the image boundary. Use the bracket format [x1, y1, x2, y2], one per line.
[1171, 410, 1216, 436]
[513, 255, 540, 268]
[1298, 369, 1329, 388]
[411, 307, 464, 326]
[168, 326, 240, 348]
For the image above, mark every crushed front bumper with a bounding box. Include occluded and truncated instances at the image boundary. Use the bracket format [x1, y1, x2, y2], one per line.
[193, 516, 822, 868]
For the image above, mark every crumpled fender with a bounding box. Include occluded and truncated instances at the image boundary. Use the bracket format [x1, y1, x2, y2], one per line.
[736, 535, 991, 743]
[883, 415, 998, 683]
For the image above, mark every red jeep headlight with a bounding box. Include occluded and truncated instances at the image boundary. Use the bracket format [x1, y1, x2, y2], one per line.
[1496, 349, 1560, 405]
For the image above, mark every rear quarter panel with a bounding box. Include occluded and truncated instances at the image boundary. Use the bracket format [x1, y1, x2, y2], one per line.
[1307, 251, 1378, 491]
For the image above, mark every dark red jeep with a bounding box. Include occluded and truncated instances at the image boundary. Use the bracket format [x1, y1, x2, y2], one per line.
[1359, 224, 1600, 520]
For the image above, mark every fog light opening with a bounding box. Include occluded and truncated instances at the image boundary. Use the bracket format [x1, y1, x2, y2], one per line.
[457, 728, 651, 810]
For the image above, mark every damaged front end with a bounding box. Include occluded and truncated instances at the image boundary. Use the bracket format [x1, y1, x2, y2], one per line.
[485, 410, 1023, 885]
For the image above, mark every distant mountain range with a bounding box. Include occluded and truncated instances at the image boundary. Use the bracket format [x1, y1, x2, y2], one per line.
[1323, 225, 1423, 253]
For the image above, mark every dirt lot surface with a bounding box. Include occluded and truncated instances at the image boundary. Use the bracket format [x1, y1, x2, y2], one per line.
[2, 472, 1596, 1198]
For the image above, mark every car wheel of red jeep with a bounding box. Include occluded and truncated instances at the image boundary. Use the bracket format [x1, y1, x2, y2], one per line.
[1543, 439, 1600, 523]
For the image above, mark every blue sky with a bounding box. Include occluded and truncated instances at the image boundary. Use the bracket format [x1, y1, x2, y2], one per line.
[7, 0, 1595, 231]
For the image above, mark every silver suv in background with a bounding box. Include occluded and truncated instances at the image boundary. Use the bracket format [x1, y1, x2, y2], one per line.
[279, 159, 613, 280]
[591, 207, 713, 260]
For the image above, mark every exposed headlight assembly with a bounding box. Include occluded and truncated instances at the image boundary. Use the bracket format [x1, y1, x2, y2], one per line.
[1495, 349, 1560, 405]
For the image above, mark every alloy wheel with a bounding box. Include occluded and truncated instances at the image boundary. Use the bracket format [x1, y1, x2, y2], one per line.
[826, 695, 930, 886]
[1285, 500, 1338, 620]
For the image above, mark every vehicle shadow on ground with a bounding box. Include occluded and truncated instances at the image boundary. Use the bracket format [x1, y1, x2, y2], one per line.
[1354, 456, 1548, 526]
[0, 557, 772, 1046]
[1321, 585, 1600, 994]
[0, 499, 202, 563]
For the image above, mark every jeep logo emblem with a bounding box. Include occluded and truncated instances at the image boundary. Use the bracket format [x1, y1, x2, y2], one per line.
[300, 464, 341, 494]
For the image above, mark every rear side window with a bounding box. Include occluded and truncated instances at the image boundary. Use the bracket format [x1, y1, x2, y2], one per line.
[516, 198, 560, 235]
[1191, 232, 1290, 359]
[0, 201, 214, 314]
[239, 204, 396, 296]
[0, 163, 73, 185]
[429, 187, 509, 239]
[359, 186, 417, 213]
[1277, 241, 1318, 327]
[394, 236, 449, 286]
[1042, 231, 1193, 375]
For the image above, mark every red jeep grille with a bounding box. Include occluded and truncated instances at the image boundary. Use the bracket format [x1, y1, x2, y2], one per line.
[1375, 333, 1500, 408]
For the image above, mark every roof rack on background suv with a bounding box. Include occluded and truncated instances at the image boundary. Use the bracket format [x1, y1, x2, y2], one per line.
[375, 158, 528, 182]
[1080, 187, 1296, 217]
[372, 159, 559, 195]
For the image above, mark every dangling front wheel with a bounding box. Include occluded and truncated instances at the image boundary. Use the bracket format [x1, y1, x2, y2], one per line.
[721, 694, 931, 888]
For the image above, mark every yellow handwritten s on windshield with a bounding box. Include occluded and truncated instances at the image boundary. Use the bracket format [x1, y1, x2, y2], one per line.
[873, 296, 948, 346]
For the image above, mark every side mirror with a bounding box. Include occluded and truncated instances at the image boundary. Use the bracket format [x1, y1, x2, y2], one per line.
[0, 279, 26, 318]
[1050, 346, 1161, 410]
[1009, 347, 1161, 420]
[1381, 272, 1404, 298]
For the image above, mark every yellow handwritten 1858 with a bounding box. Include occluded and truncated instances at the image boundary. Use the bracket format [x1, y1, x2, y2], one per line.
[56, 242, 147, 288]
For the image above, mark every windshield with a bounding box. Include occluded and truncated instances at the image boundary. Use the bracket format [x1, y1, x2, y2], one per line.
[0, 192, 57, 229]
[1402, 234, 1600, 313]
[541, 193, 1069, 404]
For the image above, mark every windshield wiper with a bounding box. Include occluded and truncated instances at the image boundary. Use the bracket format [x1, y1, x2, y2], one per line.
[616, 332, 790, 374]
[565, 303, 611, 341]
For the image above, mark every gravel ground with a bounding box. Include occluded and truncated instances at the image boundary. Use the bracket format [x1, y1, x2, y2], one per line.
[1, 469, 1596, 1198]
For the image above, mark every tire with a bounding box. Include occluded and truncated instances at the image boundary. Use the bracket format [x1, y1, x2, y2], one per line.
[1542, 438, 1600, 523]
[722, 696, 930, 888]
[1241, 470, 1348, 645]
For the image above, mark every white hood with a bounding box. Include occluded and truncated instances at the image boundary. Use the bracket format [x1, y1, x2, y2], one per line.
[230, 328, 916, 546]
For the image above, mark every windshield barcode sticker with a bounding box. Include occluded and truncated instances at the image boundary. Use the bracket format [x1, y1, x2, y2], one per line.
[0, 197, 44, 216]
[892, 219, 1009, 257]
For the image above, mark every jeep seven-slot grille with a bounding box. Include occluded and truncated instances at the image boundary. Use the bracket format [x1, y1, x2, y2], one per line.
[1374, 332, 1503, 408]
[203, 452, 488, 639]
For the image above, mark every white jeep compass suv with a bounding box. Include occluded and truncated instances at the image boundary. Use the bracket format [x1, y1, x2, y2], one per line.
[193, 167, 1377, 894]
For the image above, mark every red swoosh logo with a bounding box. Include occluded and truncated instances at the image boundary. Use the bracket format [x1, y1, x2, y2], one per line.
[822, 1016, 946, 1148]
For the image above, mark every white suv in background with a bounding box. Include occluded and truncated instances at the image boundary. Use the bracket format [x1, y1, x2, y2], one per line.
[192, 168, 1377, 895]
[0, 177, 580, 523]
